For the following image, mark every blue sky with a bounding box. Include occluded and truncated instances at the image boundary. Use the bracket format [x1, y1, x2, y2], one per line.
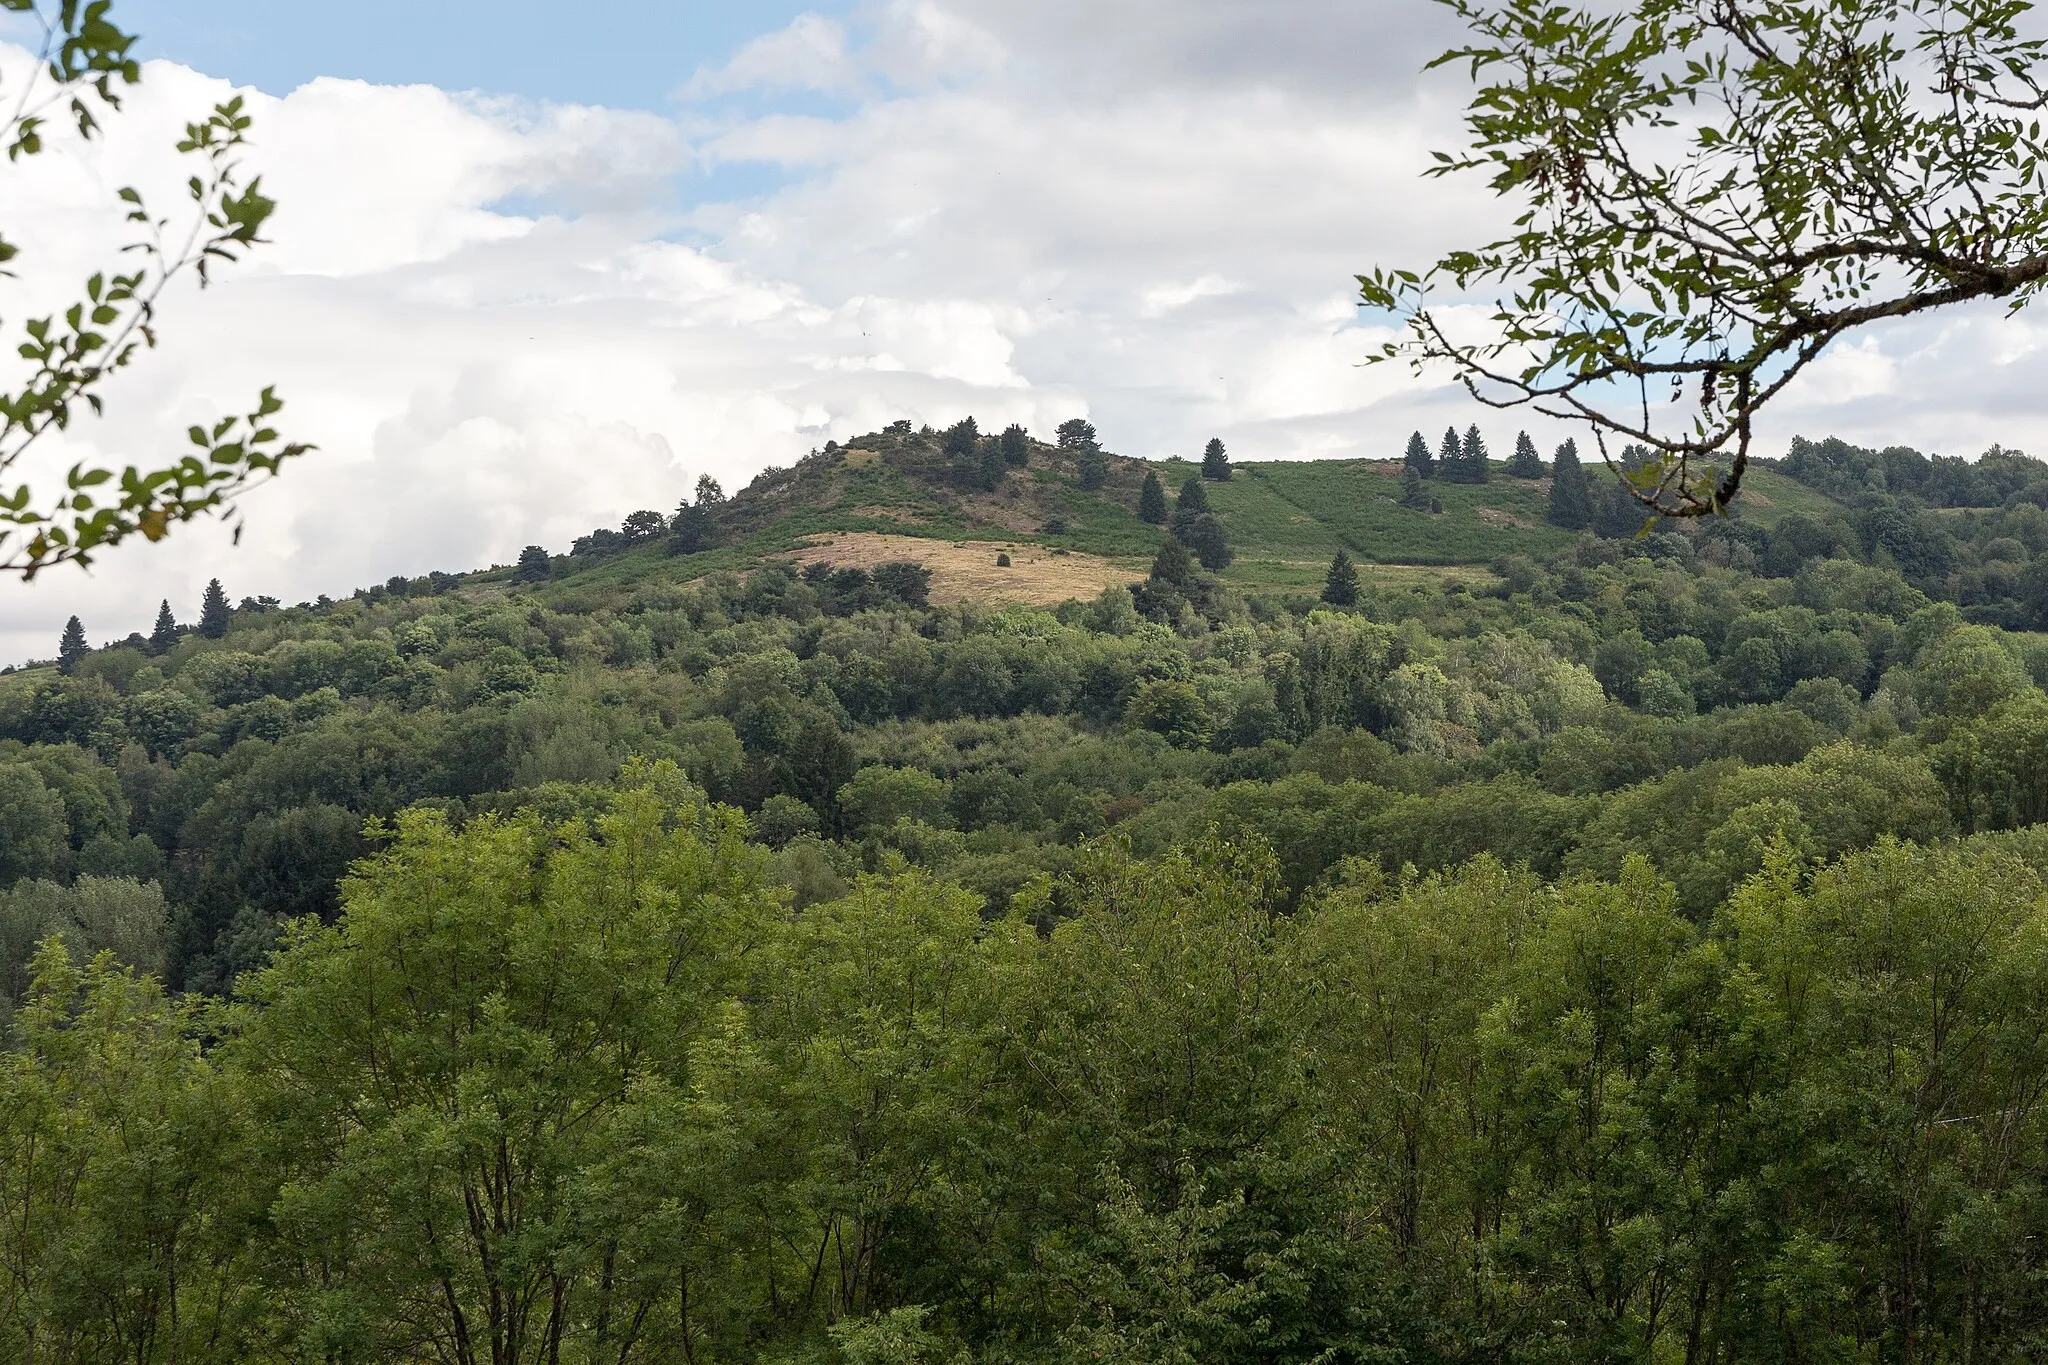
[83, 0, 855, 109]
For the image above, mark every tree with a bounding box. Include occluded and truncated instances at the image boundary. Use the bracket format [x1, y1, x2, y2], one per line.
[1360, 0, 2048, 517]
[1148, 537, 1198, 593]
[1507, 431, 1543, 478]
[1459, 424, 1491, 483]
[226, 775, 780, 1362]
[1547, 439, 1592, 530]
[1401, 464, 1431, 510]
[148, 599, 178, 654]
[1404, 430, 1435, 479]
[1125, 679, 1212, 748]
[1436, 426, 1462, 482]
[512, 544, 552, 583]
[695, 473, 726, 505]
[1202, 437, 1231, 481]
[1057, 418, 1098, 450]
[670, 497, 713, 555]
[621, 510, 667, 544]
[1171, 478, 1210, 540]
[942, 417, 979, 459]
[0, 3, 310, 578]
[1186, 513, 1233, 572]
[1138, 471, 1168, 523]
[1322, 549, 1359, 606]
[197, 579, 231, 638]
[1000, 423, 1031, 467]
[872, 560, 932, 609]
[57, 616, 87, 674]
[1076, 446, 1110, 490]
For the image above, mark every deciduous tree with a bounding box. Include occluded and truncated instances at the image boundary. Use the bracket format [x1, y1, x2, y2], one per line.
[0, 2, 309, 577]
[1361, 0, 2048, 517]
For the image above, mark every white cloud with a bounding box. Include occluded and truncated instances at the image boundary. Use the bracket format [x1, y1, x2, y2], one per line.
[683, 13, 856, 99]
[5, 2, 2047, 663]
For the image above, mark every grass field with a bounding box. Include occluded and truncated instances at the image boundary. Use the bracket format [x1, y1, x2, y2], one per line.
[780, 533, 1143, 606]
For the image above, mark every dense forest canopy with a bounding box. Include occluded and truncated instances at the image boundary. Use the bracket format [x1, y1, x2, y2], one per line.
[7, 417, 2048, 1358]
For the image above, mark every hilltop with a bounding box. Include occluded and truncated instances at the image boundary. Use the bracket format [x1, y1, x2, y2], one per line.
[528, 419, 1836, 605]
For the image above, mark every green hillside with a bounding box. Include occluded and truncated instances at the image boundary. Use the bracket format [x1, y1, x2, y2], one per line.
[537, 425, 1837, 602]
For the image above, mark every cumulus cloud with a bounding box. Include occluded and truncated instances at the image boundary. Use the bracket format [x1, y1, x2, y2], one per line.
[4, 1, 2045, 663]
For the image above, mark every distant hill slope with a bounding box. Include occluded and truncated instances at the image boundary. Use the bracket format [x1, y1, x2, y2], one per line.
[543, 424, 1836, 602]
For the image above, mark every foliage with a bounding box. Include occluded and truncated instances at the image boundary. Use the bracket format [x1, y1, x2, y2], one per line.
[1201, 436, 1230, 481]
[1361, 0, 2048, 517]
[0, 2, 309, 576]
[1137, 469, 1167, 524]
[1321, 549, 1358, 606]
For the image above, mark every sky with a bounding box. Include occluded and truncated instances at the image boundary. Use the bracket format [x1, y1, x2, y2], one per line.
[3, 0, 2046, 664]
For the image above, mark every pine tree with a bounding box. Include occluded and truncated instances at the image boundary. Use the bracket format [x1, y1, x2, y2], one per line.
[1000, 423, 1031, 467]
[57, 616, 87, 675]
[1321, 549, 1359, 606]
[1149, 536, 1197, 591]
[1460, 424, 1491, 483]
[1187, 513, 1233, 571]
[1437, 426, 1462, 482]
[1507, 430, 1544, 478]
[1201, 437, 1231, 481]
[198, 579, 231, 639]
[1547, 438, 1594, 530]
[942, 416, 980, 458]
[1171, 478, 1210, 539]
[1404, 430, 1434, 478]
[1401, 464, 1430, 510]
[149, 600, 179, 654]
[1056, 418, 1098, 450]
[1138, 470, 1168, 524]
[1077, 446, 1109, 490]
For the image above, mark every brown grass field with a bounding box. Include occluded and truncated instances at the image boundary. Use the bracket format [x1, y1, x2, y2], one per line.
[780, 532, 1143, 606]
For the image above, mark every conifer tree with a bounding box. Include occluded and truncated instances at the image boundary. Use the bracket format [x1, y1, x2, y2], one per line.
[1322, 549, 1359, 606]
[1507, 431, 1544, 478]
[1149, 536, 1197, 592]
[1138, 470, 1168, 524]
[1547, 439, 1594, 530]
[1076, 446, 1109, 490]
[1401, 464, 1430, 510]
[1171, 477, 1209, 540]
[1404, 429, 1435, 478]
[942, 416, 980, 458]
[198, 579, 231, 639]
[57, 616, 88, 674]
[1000, 423, 1030, 467]
[1437, 426, 1462, 481]
[1201, 437, 1231, 480]
[1460, 424, 1491, 483]
[149, 600, 179, 654]
[1187, 513, 1233, 571]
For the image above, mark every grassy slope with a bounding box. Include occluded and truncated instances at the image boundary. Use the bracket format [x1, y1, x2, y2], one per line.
[509, 441, 1844, 606]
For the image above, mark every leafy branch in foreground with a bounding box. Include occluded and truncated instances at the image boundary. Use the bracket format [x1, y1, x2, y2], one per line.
[1360, 0, 2048, 517]
[0, 0, 310, 578]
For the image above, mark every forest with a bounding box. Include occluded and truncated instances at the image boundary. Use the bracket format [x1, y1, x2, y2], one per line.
[5, 419, 2048, 1360]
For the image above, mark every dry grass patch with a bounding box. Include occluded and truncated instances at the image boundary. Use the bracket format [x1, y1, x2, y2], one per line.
[781, 532, 1140, 606]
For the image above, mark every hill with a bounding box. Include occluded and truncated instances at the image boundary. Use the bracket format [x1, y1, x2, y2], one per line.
[8, 420, 2048, 1360]
[535, 421, 1838, 604]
